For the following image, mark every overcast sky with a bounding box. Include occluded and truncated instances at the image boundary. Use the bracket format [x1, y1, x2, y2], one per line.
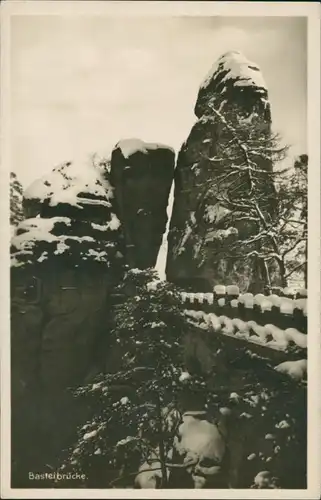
[11, 15, 307, 188]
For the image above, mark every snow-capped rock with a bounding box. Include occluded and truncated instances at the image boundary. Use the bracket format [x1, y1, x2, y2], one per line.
[24, 158, 113, 220]
[200, 51, 267, 92]
[166, 50, 277, 291]
[11, 213, 122, 268]
[110, 139, 175, 269]
[173, 412, 227, 488]
[179, 371, 192, 382]
[253, 470, 277, 488]
[274, 359, 307, 381]
[195, 51, 270, 119]
[115, 138, 174, 160]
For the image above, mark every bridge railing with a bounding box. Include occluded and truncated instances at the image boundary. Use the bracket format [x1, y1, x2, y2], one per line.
[179, 286, 307, 378]
[180, 286, 307, 334]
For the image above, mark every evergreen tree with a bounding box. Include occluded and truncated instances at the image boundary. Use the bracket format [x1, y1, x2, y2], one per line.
[59, 268, 188, 488]
[274, 154, 307, 288]
[10, 172, 23, 228]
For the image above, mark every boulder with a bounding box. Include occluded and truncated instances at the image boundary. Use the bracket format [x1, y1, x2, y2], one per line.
[166, 51, 279, 292]
[110, 139, 175, 269]
[169, 411, 228, 488]
[23, 157, 114, 222]
[11, 157, 125, 483]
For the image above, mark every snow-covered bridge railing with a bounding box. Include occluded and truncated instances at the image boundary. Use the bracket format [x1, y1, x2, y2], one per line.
[180, 286, 307, 335]
[179, 286, 307, 384]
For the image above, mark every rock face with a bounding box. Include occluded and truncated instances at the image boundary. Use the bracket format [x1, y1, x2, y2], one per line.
[11, 158, 125, 484]
[195, 51, 270, 121]
[110, 139, 175, 269]
[166, 51, 279, 292]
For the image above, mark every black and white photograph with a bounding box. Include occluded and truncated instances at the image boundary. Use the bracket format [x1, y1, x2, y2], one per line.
[1, 1, 320, 498]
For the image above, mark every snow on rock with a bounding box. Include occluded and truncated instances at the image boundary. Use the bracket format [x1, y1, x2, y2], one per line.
[195, 51, 270, 120]
[11, 214, 121, 268]
[111, 139, 175, 269]
[24, 158, 113, 210]
[200, 51, 267, 93]
[147, 279, 161, 292]
[173, 412, 226, 486]
[206, 227, 238, 242]
[13, 217, 72, 245]
[107, 213, 121, 231]
[204, 204, 230, 224]
[274, 359, 307, 381]
[83, 429, 98, 440]
[230, 299, 239, 308]
[179, 371, 192, 382]
[167, 51, 274, 290]
[229, 392, 240, 402]
[275, 420, 290, 429]
[115, 138, 174, 160]
[253, 471, 277, 488]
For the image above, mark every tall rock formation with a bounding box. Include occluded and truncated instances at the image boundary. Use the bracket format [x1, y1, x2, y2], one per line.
[166, 51, 279, 292]
[11, 158, 125, 484]
[110, 139, 175, 269]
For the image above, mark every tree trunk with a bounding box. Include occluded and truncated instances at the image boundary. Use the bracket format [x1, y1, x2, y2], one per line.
[279, 259, 287, 288]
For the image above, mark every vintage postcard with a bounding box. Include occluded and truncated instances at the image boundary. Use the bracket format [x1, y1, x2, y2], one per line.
[1, 1, 320, 498]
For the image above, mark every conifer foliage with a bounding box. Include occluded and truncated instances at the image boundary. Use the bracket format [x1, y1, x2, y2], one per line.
[59, 268, 187, 488]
